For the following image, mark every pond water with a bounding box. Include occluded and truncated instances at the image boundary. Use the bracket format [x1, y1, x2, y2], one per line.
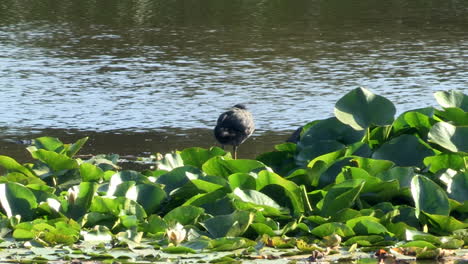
[0, 0, 467, 161]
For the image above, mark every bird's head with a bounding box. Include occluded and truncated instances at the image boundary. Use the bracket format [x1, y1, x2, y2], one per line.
[233, 104, 247, 110]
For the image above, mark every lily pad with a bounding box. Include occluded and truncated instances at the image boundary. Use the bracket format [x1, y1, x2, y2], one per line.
[428, 121, 468, 153]
[434, 90, 468, 111]
[201, 210, 254, 238]
[411, 175, 450, 217]
[334, 87, 396, 130]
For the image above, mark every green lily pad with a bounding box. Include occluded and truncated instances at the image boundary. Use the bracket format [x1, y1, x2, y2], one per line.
[180, 147, 227, 169]
[162, 246, 196, 254]
[434, 90, 468, 111]
[334, 87, 396, 130]
[411, 175, 450, 217]
[372, 134, 436, 168]
[0, 156, 35, 178]
[0, 182, 38, 220]
[346, 216, 389, 236]
[163, 205, 204, 226]
[310, 222, 355, 238]
[318, 179, 365, 217]
[428, 121, 468, 153]
[202, 211, 254, 238]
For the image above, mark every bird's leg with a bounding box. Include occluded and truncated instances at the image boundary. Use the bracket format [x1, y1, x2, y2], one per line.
[221, 145, 225, 150]
[233, 145, 238, 160]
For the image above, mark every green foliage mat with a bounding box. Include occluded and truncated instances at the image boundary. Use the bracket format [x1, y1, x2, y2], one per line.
[0, 88, 467, 263]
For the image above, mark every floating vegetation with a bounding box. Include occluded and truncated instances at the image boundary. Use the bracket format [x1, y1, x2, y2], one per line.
[0, 88, 466, 263]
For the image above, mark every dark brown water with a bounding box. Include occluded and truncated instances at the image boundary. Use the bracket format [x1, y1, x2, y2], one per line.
[1, 0, 467, 161]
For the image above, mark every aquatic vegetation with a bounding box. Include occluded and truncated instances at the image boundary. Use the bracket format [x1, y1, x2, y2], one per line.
[0, 88, 466, 263]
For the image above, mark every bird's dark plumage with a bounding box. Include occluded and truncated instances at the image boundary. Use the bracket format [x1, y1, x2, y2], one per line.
[214, 104, 255, 159]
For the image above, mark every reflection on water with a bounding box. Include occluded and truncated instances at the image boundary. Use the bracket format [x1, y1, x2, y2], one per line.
[0, 0, 467, 157]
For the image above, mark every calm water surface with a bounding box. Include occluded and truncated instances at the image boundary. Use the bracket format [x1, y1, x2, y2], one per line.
[0, 0, 467, 160]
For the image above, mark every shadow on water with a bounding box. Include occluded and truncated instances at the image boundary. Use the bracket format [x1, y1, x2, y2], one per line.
[0, 127, 292, 165]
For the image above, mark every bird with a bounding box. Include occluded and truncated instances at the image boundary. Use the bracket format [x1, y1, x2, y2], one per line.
[214, 104, 255, 159]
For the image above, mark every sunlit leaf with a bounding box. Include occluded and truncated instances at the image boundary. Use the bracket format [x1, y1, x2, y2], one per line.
[428, 121, 468, 153]
[202, 210, 254, 238]
[334, 87, 396, 130]
[180, 147, 227, 169]
[163, 205, 204, 226]
[319, 179, 365, 217]
[80, 163, 104, 182]
[31, 150, 78, 172]
[67, 182, 98, 219]
[126, 184, 166, 214]
[298, 117, 364, 148]
[310, 222, 355, 238]
[372, 134, 436, 168]
[411, 175, 450, 217]
[66, 137, 89, 157]
[434, 90, 468, 111]
[202, 157, 266, 178]
[0, 156, 35, 178]
[0, 182, 38, 220]
[346, 216, 389, 236]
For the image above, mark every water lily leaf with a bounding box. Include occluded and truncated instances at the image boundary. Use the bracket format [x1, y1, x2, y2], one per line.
[33, 137, 64, 153]
[31, 150, 78, 172]
[232, 188, 284, 211]
[435, 107, 468, 126]
[310, 222, 355, 238]
[334, 87, 396, 130]
[296, 140, 345, 166]
[372, 134, 436, 168]
[440, 237, 464, 249]
[256, 170, 304, 216]
[423, 153, 465, 173]
[143, 215, 167, 234]
[343, 235, 384, 246]
[208, 237, 256, 251]
[423, 212, 468, 232]
[434, 90, 468, 111]
[163, 205, 204, 226]
[90, 196, 147, 220]
[411, 175, 450, 217]
[180, 147, 226, 169]
[156, 166, 203, 194]
[346, 216, 389, 236]
[156, 152, 184, 171]
[319, 179, 365, 217]
[82, 225, 113, 243]
[428, 121, 468, 153]
[162, 246, 196, 254]
[202, 157, 266, 178]
[116, 229, 143, 246]
[350, 156, 394, 176]
[66, 137, 89, 157]
[0, 156, 35, 178]
[298, 117, 364, 148]
[392, 108, 435, 135]
[80, 163, 104, 182]
[251, 223, 276, 236]
[228, 173, 256, 190]
[67, 182, 98, 219]
[126, 184, 167, 214]
[400, 240, 437, 249]
[443, 171, 468, 203]
[202, 210, 254, 238]
[405, 229, 441, 245]
[376, 167, 415, 189]
[0, 182, 38, 220]
[335, 167, 381, 192]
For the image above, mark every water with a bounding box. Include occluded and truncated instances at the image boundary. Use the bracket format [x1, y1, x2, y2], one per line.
[0, 0, 467, 161]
